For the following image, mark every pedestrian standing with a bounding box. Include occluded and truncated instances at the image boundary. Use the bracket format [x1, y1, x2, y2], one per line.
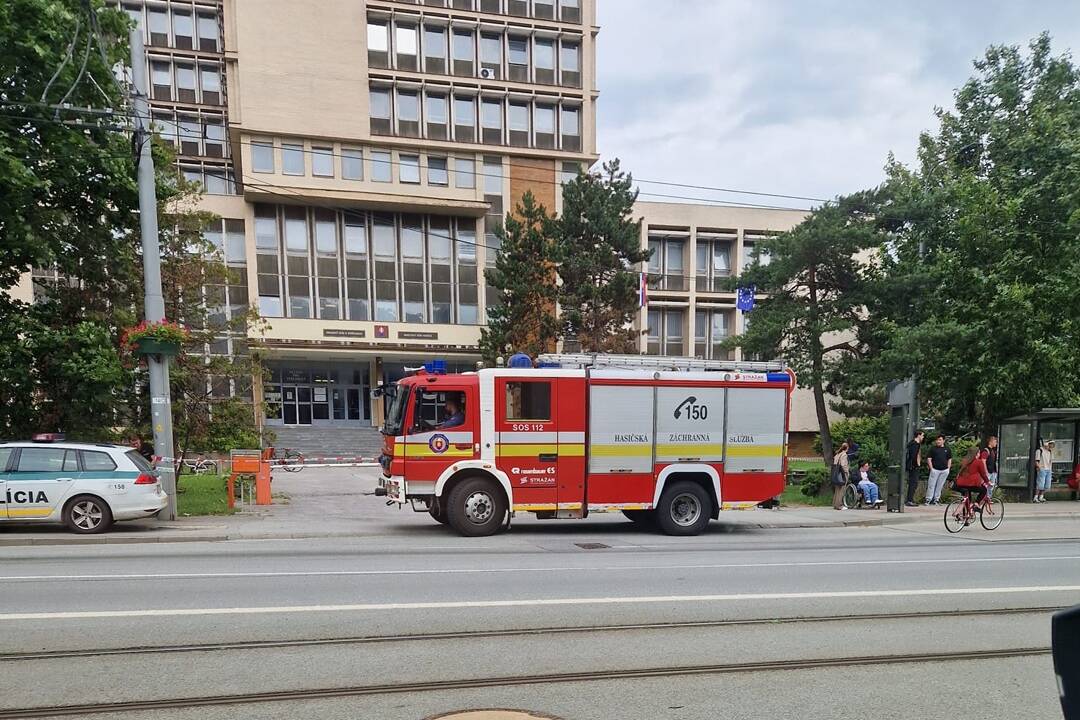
[832, 442, 850, 511]
[904, 431, 925, 507]
[1034, 439, 1055, 503]
[925, 435, 952, 505]
[983, 436, 999, 488]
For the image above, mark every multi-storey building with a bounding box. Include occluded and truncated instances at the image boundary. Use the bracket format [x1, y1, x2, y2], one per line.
[633, 201, 830, 453]
[114, 0, 598, 434]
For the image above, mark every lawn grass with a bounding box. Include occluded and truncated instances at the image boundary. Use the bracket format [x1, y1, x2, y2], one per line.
[176, 473, 234, 516]
[779, 482, 833, 507]
[788, 458, 825, 471]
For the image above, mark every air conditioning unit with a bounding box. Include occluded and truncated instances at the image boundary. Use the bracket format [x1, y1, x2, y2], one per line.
[479, 67, 495, 80]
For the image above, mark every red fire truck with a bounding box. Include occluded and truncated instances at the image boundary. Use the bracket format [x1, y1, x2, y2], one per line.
[376, 353, 794, 537]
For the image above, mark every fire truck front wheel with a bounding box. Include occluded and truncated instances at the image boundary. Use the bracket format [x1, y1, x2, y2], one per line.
[446, 476, 507, 537]
[656, 481, 713, 536]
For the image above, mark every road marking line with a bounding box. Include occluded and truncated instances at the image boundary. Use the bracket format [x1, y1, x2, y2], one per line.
[2, 555, 1078, 583]
[3, 585, 1079, 621]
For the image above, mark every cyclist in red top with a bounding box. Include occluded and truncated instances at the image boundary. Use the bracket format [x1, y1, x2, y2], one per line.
[955, 447, 991, 506]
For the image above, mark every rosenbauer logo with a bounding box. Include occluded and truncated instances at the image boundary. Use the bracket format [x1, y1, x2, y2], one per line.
[427, 433, 450, 454]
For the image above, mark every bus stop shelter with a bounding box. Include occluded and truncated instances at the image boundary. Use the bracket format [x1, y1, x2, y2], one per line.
[999, 409, 1080, 500]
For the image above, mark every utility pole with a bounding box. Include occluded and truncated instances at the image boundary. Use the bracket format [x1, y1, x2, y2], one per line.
[129, 26, 177, 520]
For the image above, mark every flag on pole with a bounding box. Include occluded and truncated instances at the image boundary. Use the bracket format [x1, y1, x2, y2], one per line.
[639, 272, 649, 307]
[736, 285, 756, 312]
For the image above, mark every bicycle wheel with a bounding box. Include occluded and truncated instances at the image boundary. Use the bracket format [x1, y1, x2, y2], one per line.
[842, 484, 860, 509]
[944, 501, 966, 533]
[282, 449, 304, 472]
[980, 497, 1005, 530]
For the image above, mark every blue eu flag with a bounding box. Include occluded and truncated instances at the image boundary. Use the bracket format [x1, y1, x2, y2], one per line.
[736, 285, 756, 312]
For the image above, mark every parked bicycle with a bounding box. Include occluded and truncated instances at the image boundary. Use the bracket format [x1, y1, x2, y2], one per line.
[181, 455, 218, 475]
[944, 487, 1004, 533]
[268, 446, 305, 472]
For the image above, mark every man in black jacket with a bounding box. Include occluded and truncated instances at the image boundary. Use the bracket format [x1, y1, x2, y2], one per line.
[905, 431, 925, 507]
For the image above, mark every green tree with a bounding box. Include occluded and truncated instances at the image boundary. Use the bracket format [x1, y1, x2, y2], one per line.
[864, 33, 1080, 433]
[555, 160, 651, 352]
[0, 0, 137, 436]
[479, 192, 560, 364]
[722, 193, 882, 463]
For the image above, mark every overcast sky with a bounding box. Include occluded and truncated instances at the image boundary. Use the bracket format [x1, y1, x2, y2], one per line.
[596, 0, 1080, 210]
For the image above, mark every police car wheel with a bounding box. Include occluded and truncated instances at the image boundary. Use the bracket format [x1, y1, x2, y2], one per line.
[656, 481, 712, 536]
[63, 495, 113, 534]
[446, 476, 506, 537]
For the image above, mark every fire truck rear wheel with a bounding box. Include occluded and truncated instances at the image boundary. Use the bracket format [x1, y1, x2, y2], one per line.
[656, 481, 712, 536]
[446, 476, 507, 537]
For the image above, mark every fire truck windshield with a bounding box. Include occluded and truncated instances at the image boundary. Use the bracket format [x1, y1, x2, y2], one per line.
[382, 384, 410, 436]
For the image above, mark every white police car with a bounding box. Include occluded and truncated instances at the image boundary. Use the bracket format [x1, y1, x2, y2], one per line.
[0, 436, 168, 534]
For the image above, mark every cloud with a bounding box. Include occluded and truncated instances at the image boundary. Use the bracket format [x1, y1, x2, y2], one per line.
[596, 0, 1080, 206]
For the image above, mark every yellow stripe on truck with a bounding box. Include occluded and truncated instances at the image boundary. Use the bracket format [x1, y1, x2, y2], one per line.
[725, 444, 784, 457]
[401, 446, 474, 458]
[495, 443, 586, 457]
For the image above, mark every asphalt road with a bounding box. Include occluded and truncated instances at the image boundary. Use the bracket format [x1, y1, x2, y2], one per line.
[0, 504, 1076, 719]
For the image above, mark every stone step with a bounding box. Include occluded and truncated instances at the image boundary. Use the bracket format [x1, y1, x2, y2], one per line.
[267, 426, 384, 458]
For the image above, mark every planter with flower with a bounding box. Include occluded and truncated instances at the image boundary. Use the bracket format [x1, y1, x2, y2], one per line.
[124, 321, 189, 357]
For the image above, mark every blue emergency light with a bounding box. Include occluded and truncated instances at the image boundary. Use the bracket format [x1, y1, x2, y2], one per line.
[423, 359, 447, 374]
[507, 353, 534, 368]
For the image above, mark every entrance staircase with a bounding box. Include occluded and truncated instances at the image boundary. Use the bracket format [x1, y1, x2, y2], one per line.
[269, 426, 385, 460]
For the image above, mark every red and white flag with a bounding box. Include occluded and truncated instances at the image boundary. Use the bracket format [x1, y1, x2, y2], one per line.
[638, 272, 649, 307]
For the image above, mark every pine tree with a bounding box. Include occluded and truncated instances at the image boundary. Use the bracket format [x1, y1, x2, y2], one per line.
[555, 160, 651, 352]
[479, 192, 559, 364]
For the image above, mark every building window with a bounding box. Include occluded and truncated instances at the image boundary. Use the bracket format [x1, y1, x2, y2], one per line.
[282, 143, 305, 175]
[455, 156, 476, 188]
[423, 24, 447, 74]
[428, 156, 449, 186]
[399, 154, 421, 184]
[647, 309, 684, 356]
[534, 38, 555, 84]
[373, 213, 398, 321]
[560, 0, 581, 23]
[508, 101, 529, 147]
[312, 146, 334, 177]
[507, 0, 528, 17]
[395, 22, 418, 71]
[695, 310, 731, 360]
[368, 20, 389, 68]
[203, 119, 225, 158]
[696, 236, 734, 292]
[453, 95, 476, 142]
[534, 0, 555, 19]
[480, 33, 502, 79]
[175, 62, 196, 102]
[481, 98, 503, 144]
[148, 8, 168, 46]
[151, 60, 171, 100]
[648, 235, 688, 291]
[370, 86, 392, 135]
[197, 12, 219, 52]
[458, 223, 479, 323]
[483, 156, 504, 266]
[252, 141, 274, 173]
[560, 40, 580, 87]
[172, 9, 193, 49]
[507, 36, 529, 82]
[452, 28, 475, 76]
[534, 104, 556, 149]
[397, 89, 421, 137]
[200, 64, 221, 104]
[743, 238, 772, 270]
[454, 0, 476, 9]
[371, 150, 392, 182]
[561, 105, 581, 151]
[342, 148, 363, 180]
[426, 92, 448, 140]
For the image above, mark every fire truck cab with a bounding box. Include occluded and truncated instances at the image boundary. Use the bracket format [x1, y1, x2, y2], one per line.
[377, 353, 793, 537]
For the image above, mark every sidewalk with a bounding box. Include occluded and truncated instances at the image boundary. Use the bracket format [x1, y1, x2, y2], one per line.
[2, 467, 1078, 546]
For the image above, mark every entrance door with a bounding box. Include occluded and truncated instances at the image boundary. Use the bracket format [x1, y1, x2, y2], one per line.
[281, 386, 313, 426]
[282, 386, 298, 425]
[347, 388, 363, 422]
[496, 378, 559, 509]
[296, 387, 313, 425]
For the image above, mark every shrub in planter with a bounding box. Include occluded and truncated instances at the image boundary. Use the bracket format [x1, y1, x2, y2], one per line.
[123, 320, 189, 356]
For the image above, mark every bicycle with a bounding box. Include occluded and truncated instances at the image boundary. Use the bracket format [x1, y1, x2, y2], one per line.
[268, 446, 304, 472]
[944, 485, 1004, 533]
[182, 455, 218, 475]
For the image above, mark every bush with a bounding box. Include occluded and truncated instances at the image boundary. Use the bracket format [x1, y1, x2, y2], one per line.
[800, 466, 829, 497]
[813, 415, 890, 470]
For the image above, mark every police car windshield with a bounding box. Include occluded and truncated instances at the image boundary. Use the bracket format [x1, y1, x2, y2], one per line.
[382, 384, 410, 436]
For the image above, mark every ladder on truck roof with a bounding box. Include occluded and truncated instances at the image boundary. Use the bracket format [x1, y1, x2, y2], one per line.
[537, 353, 787, 373]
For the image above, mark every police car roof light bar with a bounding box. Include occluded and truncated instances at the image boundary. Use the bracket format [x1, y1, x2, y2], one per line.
[536, 353, 787, 373]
